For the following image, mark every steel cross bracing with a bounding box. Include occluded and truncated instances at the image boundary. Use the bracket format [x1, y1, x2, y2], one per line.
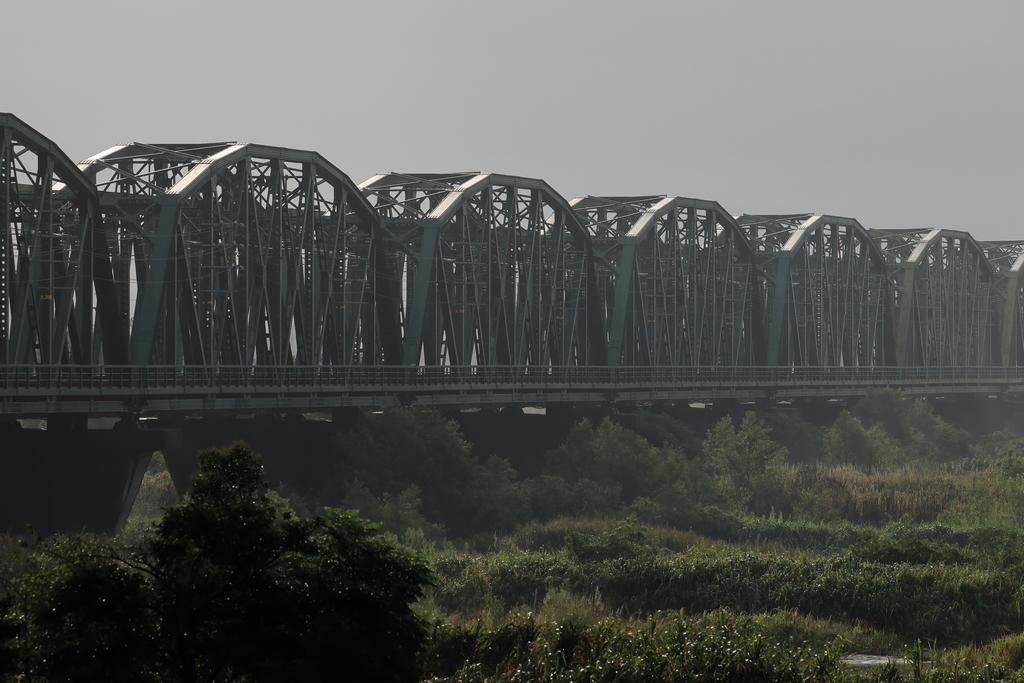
[571, 196, 764, 368]
[0, 114, 122, 369]
[871, 229, 999, 367]
[5, 112, 1024, 418]
[77, 143, 395, 371]
[981, 241, 1024, 366]
[359, 173, 606, 368]
[738, 214, 895, 367]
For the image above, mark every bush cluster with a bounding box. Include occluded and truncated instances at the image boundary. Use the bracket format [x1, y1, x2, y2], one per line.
[312, 389, 1019, 545]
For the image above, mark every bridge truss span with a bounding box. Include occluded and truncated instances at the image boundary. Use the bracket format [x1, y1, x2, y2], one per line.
[872, 228, 999, 367]
[359, 173, 607, 368]
[982, 240, 1024, 366]
[77, 143, 396, 370]
[0, 114, 123, 368]
[571, 196, 765, 367]
[738, 214, 895, 367]
[4, 112, 1024, 418]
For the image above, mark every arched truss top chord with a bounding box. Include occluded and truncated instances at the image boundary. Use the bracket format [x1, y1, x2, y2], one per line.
[360, 172, 590, 238]
[871, 228, 998, 367]
[78, 142, 389, 368]
[571, 195, 764, 367]
[360, 172, 606, 367]
[0, 113, 124, 366]
[982, 240, 1024, 366]
[737, 214, 896, 367]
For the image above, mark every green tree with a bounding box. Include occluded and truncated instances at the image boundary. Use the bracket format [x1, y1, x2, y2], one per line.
[2, 442, 432, 682]
[851, 387, 915, 444]
[340, 480, 447, 543]
[543, 418, 690, 511]
[324, 399, 526, 536]
[756, 410, 823, 464]
[851, 388, 971, 464]
[564, 516, 654, 563]
[629, 410, 703, 457]
[703, 412, 788, 510]
[822, 410, 897, 472]
[972, 431, 1024, 466]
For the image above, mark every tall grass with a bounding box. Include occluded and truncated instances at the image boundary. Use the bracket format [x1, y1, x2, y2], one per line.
[760, 466, 967, 525]
[420, 610, 1024, 682]
[421, 610, 846, 683]
[428, 539, 1024, 645]
[119, 452, 179, 543]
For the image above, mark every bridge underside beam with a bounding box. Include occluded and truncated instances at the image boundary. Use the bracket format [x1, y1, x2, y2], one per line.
[3, 364, 1024, 417]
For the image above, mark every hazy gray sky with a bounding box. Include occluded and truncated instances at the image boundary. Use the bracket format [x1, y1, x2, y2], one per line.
[4, 1, 1021, 237]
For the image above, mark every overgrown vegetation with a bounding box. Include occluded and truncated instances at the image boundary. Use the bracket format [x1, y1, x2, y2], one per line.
[309, 390, 1020, 543]
[0, 443, 431, 682]
[12, 387, 1024, 680]
[313, 389, 1024, 679]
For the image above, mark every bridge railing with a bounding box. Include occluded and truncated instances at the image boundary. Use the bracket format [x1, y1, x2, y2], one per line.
[2, 364, 1024, 393]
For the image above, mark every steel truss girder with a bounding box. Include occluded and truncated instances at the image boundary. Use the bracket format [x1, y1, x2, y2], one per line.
[872, 228, 998, 367]
[360, 173, 607, 367]
[981, 240, 1024, 366]
[739, 214, 896, 367]
[571, 196, 765, 367]
[0, 114, 124, 367]
[78, 143, 396, 368]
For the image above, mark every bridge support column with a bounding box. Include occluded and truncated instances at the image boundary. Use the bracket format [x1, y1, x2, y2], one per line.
[0, 420, 175, 535]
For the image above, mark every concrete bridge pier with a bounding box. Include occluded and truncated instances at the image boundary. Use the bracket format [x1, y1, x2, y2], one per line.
[0, 419, 176, 535]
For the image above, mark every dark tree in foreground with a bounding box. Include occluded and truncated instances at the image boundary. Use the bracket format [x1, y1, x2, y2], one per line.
[0, 442, 432, 683]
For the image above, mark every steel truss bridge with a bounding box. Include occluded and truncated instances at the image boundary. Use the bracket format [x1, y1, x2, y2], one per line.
[4, 113, 1024, 418]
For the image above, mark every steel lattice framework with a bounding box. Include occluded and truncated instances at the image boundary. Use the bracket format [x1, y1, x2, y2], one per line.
[359, 173, 606, 367]
[6, 111, 1024, 417]
[981, 240, 1024, 366]
[738, 214, 895, 367]
[571, 196, 764, 367]
[77, 143, 391, 368]
[1, 114, 123, 367]
[872, 229, 998, 367]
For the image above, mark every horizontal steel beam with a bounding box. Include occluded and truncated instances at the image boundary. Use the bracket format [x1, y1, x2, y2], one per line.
[1, 365, 1024, 417]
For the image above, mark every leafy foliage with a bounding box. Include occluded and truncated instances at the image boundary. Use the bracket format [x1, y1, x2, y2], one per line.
[853, 388, 972, 464]
[340, 480, 448, 543]
[1, 442, 432, 682]
[756, 409, 824, 464]
[324, 400, 526, 537]
[704, 412, 788, 511]
[429, 534, 1024, 645]
[564, 516, 654, 563]
[823, 410, 898, 473]
[541, 418, 692, 515]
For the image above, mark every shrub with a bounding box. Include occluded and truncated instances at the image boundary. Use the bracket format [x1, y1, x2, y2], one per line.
[3, 442, 433, 682]
[703, 412, 788, 511]
[564, 516, 654, 563]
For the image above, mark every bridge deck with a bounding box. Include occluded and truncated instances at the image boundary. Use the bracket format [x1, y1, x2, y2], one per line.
[1, 365, 1021, 417]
